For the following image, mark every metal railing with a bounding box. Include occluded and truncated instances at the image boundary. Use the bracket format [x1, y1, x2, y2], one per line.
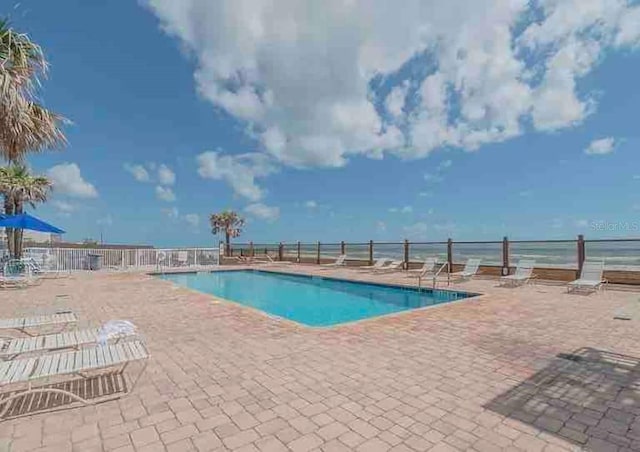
[20, 247, 220, 271]
[225, 235, 640, 284]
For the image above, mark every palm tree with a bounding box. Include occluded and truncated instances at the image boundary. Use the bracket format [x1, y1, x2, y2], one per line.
[0, 164, 52, 258]
[0, 18, 67, 163]
[210, 210, 245, 254]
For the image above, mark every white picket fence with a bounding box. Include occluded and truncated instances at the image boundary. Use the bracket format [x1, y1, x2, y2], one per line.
[22, 247, 220, 271]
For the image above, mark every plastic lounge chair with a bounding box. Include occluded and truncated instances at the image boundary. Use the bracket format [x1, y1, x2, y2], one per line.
[372, 260, 404, 273]
[319, 254, 347, 269]
[0, 260, 40, 288]
[0, 339, 149, 419]
[407, 257, 437, 276]
[253, 254, 293, 265]
[0, 326, 137, 360]
[0, 313, 78, 337]
[177, 251, 189, 266]
[357, 258, 390, 271]
[449, 258, 481, 281]
[500, 260, 536, 287]
[568, 260, 607, 293]
[22, 256, 68, 279]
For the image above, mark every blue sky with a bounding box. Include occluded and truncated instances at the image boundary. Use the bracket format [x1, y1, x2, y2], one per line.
[8, 0, 640, 246]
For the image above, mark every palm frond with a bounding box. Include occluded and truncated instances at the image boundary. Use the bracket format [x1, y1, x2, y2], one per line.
[0, 98, 68, 162]
[0, 19, 66, 163]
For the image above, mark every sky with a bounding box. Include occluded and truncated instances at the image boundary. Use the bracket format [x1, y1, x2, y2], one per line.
[7, 0, 640, 246]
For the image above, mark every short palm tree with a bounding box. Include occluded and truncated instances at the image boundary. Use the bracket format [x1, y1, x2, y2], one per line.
[0, 164, 52, 258]
[210, 210, 245, 254]
[0, 18, 67, 163]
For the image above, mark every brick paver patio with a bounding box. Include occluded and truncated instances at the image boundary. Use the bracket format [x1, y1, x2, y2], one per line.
[1, 265, 639, 451]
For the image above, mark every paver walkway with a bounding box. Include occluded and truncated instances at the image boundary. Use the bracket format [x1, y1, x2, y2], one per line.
[0, 266, 639, 451]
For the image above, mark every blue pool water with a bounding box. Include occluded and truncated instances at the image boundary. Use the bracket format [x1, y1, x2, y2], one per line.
[159, 270, 476, 327]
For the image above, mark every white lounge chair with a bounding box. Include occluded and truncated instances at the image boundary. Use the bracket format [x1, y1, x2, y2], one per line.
[449, 258, 481, 282]
[319, 254, 347, 269]
[22, 256, 69, 279]
[1, 260, 40, 288]
[177, 251, 189, 266]
[500, 260, 536, 287]
[0, 313, 78, 337]
[0, 339, 149, 419]
[253, 254, 293, 265]
[407, 257, 437, 276]
[372, 260, 404, 273]
[357, 258, 390, 271]
[0, 326, 137, 360]
[568, 260, 607, 293]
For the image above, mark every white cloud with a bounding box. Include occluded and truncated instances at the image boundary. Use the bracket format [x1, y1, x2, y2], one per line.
[47, 163, 98, 199]
[418, 191, 433, 198]
[157, 164, 176, 185]
[575, 219, 589, 228]
[244, 203, 280, 222]
[124, 163, 151, 182]
[155, 185, 176, 202]
[304, 200, 318, 209]
[144, 0, 640, 170]
[437, 159, 452, 171]
[388, 205, 413, 213]
[376, 221, 387, 233]
[551, 218, 564, 229]
[403, 222, 428, 239]
[585, 137, 616, 155]
[162, 207, 179, 219]
[97, 215, 113, 226]
[196, 151, 276, 201]
[424, 173, 443, 183]
[386, 82, 409, 117]
[53, 200, 75, 213]
[183, 213, 200, 227]
[519, 190, 533, 197]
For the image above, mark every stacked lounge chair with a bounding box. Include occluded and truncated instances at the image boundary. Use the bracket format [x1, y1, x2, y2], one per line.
[0, 310, 148, 419]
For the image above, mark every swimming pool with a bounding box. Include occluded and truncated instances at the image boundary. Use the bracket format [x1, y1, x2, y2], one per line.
[159, 270, 478, 327]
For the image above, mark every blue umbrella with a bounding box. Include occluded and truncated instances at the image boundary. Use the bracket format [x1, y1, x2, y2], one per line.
[0, 213, 65, 234]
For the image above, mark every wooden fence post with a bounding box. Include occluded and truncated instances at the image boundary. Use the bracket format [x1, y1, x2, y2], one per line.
[278, 242, 284, 261]
[577, 234, 585, 278]
[317, 241, 321, 265]
[404, 239, 409, 270]
[369, 240, 374, 266]
[297, 241, 301, 263]
[502, 236, 509, 276]
[447, 238, 453, 273]
[249, 241, 254, 257]
[340, 241, 346, 256]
